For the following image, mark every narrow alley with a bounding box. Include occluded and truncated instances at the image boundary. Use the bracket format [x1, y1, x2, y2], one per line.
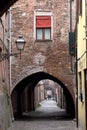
[0, 0, 87, 130]
[7, 100, 78, 130]
[22, 99, 66, 119]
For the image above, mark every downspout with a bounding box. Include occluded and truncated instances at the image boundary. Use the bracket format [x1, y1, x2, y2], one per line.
[75, 0, 79, 128]
[70, 0, 72, 32]
[70, 0, 77, 122]
[8, 8, 12, 95]
[8, 8, 14, 121]
[75, 26, 78, 128]
[70, 0, 73, 71]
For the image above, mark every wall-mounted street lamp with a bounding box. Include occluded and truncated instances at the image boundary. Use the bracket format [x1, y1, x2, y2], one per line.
[0, 35, 26, 61]
[15, 35, 26, 59]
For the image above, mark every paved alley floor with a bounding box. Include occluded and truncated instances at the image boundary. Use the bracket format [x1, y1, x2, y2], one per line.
[7, 120, 78, 130]
[7, 100, 79, 130]
[23, 99, 67, 118]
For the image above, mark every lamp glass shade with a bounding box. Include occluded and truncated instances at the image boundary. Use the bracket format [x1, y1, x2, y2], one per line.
[16, 36, 26, 51]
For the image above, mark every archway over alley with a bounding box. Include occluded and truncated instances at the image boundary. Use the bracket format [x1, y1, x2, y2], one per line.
[11, 72, 75, 119]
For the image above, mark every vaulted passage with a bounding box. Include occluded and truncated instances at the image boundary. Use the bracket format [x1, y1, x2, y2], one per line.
[11, 72, 75, 119]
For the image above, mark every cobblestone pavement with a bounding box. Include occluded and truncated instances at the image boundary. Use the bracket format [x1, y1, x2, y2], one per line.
[7, 119, 79, 130]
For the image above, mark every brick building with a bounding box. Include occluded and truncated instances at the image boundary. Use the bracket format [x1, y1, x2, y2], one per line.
[0, 0, 77, 129]
[10, 0, 76, 119]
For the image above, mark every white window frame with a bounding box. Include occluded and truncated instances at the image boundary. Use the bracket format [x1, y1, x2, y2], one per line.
[34, 10, 53, 41]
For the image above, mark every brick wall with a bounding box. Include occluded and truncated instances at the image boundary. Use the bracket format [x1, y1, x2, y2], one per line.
[11, 0, 76, 100]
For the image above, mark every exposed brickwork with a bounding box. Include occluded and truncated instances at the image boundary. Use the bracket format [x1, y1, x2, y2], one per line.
[11, 0, 76, 100]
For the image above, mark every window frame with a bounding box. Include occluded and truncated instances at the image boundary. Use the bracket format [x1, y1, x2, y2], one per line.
[34, 11, 53, 42]
[36, 28, 51, 41]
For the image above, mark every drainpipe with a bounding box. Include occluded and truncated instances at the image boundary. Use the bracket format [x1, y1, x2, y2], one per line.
[70, 0, 73, 71]
[8, 8, 14, 121]
[75, 30, 78, 128]
[70, 0, 72, 32]
[8, 8, 12, 95]
[75, 0, 79, 128]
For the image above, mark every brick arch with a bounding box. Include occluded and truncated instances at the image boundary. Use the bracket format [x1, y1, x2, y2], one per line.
[11, 66, 75, 101]
[11, 66, 46, 92]
[11, 68, 75, 118]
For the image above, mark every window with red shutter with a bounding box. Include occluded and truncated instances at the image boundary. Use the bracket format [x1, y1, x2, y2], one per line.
[36, 16, 51, 41]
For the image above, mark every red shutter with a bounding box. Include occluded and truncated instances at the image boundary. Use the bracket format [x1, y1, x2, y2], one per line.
[36, 16, 51, 28]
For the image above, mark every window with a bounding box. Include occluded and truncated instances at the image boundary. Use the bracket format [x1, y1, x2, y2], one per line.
[36, 16, 51, 40]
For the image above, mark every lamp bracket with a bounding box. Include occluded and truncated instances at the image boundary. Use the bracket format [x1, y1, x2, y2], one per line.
[0, 52, 21, 61]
